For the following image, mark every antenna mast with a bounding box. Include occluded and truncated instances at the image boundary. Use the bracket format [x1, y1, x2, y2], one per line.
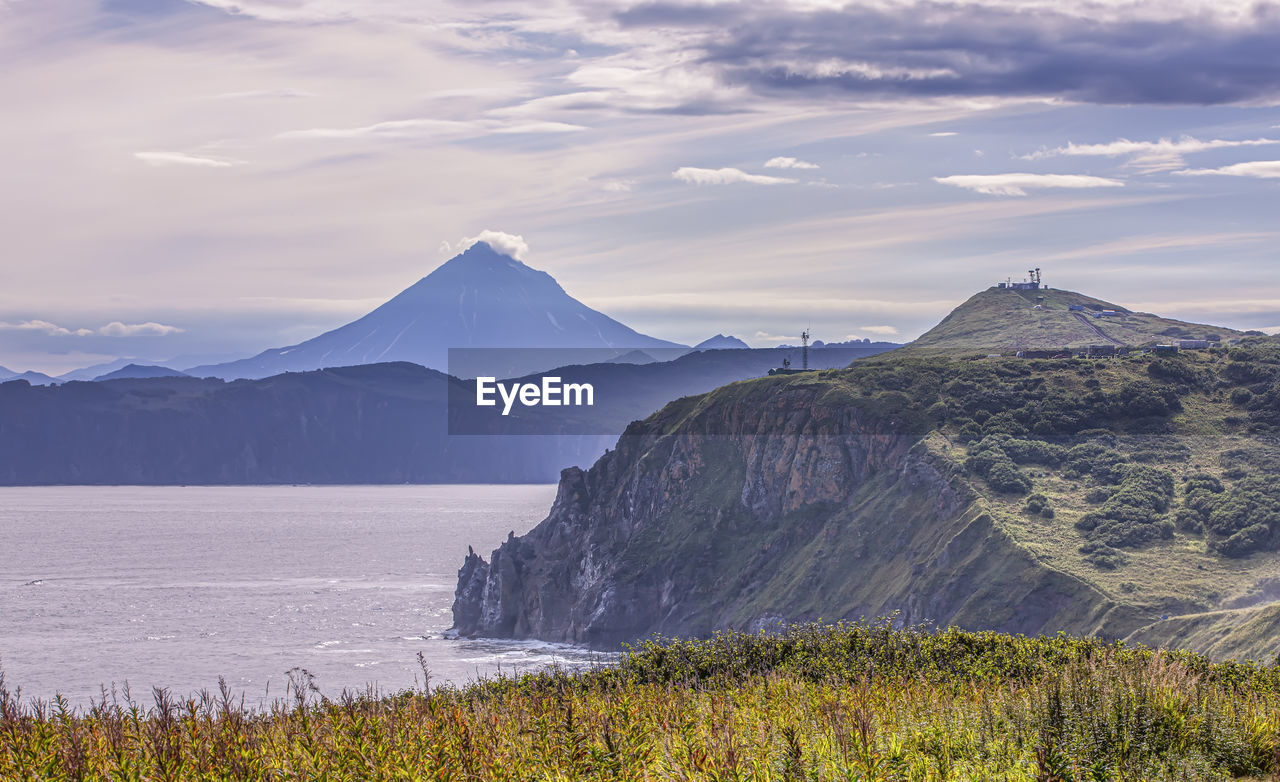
[801, 328, 810, 371]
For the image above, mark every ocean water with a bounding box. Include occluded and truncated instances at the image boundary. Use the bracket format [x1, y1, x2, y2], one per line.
[0, 485, 605, 709]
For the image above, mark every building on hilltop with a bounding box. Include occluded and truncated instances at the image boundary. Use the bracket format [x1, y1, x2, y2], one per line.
[996, 268, 1043, 290]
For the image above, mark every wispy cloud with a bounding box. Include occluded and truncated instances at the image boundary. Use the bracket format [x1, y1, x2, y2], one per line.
[0, 320, 184, 337]
[0, 320, 94, 337]
[134, 152, 242, 168]
[1025, 136, 1280, 170]
[1173, 160, 1280, 179]
[673, 167, 796, 185]
[764, 156, 819, 169]
[753, 330, 799, 343]
[934, 173, 1125, 196]
[859, 325, 900, 335]
[208, 88, 316, 100]
[97, 322, 185, 337]
[929, 131, 958, 137]
[1034, 232, 1275, 263]
[277, 118, 586, 141]
[602, 179, 637, 192]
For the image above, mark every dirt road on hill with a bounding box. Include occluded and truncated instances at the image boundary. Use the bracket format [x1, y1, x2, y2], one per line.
[1073, 312, 1123, 345]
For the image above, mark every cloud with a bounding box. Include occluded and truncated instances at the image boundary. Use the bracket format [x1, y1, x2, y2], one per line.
[859, 325, 900, 335]
[0, 320, 183, 337]
[764, 156, 819, 169]
[1025, 136, 1280, 171]
[673, 167, 796, 185]
[179, 0, 1280, 110]
[96, 321, 186, 337]
[753, 331, 799, 343]
[208, 88, 316, 100]
[630, 1, 1280, 107]
[1173, 160, 1280, 179]
[602, 179, 637, 192]
[929, 132, 958, 137]
[444, 230, 531, 261]
[0, 320, 94, 337]
[934, 173, 1125, 197]
[277, 118, 586, 141]
[134, 152, 242, 168]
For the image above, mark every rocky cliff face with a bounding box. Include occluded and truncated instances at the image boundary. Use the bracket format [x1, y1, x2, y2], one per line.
[452, 377, 1126, 648]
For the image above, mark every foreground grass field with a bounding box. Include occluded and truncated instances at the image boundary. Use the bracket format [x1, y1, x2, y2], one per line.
[3, 623, 1278, 780]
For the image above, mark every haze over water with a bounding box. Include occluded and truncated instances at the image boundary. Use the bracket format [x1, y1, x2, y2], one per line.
[0, 485, 602, 708]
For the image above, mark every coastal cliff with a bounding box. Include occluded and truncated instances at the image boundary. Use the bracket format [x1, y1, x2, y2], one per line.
[452, 375, 1127, 648]
[454, 312, 1280, 659]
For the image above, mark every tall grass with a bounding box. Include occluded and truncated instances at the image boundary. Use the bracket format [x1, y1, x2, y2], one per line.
[2, 622, 1277, 780]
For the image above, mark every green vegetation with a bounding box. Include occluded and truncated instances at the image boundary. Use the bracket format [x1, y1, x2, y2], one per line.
[819, 338, 1280, 563]
[4, 624, 1278, 780]
[594, 333, 1280, 660]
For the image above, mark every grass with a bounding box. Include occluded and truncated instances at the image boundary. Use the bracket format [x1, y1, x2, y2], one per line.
[905, 287, 1242, 354]
[3, 623, 1279, 780]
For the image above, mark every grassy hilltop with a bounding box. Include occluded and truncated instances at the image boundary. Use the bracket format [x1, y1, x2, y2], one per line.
[907, 286, 1243, 354]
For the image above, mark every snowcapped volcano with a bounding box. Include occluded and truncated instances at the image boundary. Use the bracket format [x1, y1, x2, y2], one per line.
[188, 242, 686, 380]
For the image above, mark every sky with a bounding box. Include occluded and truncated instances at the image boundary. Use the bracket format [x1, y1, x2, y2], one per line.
[2, 0, 1280, 374]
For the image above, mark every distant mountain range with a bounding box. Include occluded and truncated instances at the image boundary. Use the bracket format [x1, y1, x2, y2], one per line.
[94, 364, 190, 382]
[0, 344, 897, 485]
[0, 365, 55, 385]
[58, 358, 147, 382]
[185, 242, 687, 380]
[695, 334, 750, 350]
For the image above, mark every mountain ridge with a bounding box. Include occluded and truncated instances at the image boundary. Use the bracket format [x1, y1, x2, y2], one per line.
[695, 334, 751, 350]
[0, 344, 897, 485]
[94, 364, 191, 381]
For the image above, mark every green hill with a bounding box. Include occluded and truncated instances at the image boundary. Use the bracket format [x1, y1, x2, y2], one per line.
[907, 286, 1243, 354]
[454, 300, 1280, 661]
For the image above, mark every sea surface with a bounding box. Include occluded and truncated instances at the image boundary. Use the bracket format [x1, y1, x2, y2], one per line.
[0, 485, 605, 709]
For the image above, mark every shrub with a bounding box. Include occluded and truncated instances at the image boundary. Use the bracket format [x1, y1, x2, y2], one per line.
[1078, 542, 1129, 569]
[1184, 473, 1224, 495]
[1216, 523, 1275, 558]
[1174, 508, 1204, 533]
[987, 461, 1032, 495]
[1075, 465, 1176, 549]
[1024, 493, 1054, 517]
[1200, 477, 1280, 557]
[1063, 442, 1127, 484]
[1001, 437, 1066, 466]
[1085, 487, 1112, 504]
